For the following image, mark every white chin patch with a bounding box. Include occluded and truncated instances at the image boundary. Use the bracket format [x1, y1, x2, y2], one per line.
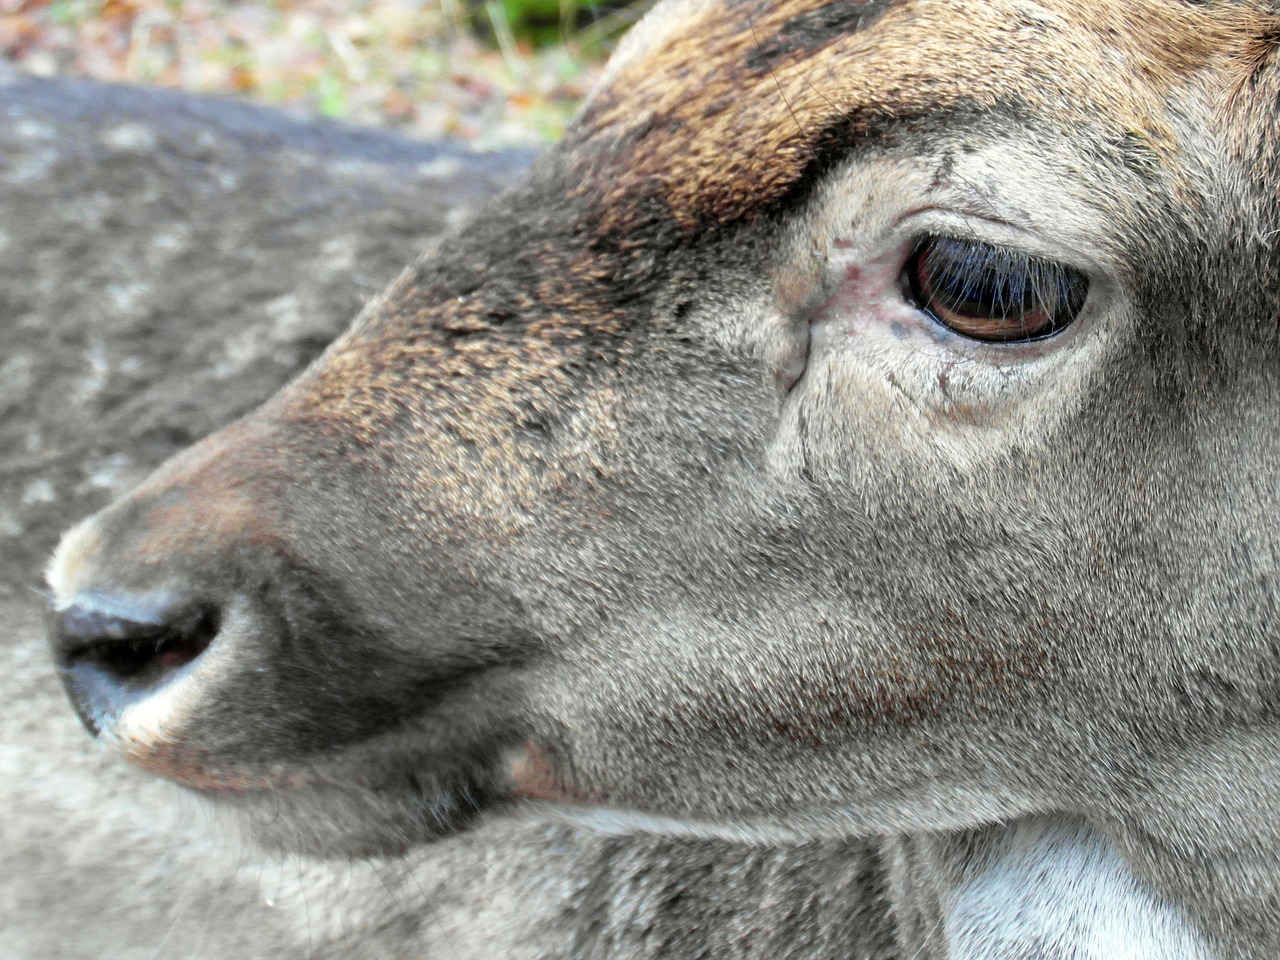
[946, 818, 1216, 960]
[524, 801, 859, 845]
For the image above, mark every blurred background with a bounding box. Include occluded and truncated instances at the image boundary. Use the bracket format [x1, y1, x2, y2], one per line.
[0, 0, 646, 145]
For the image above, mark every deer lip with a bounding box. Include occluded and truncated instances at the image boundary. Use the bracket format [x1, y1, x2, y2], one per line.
[118, 740, 329, 795]
[101, 657, 525, 850]
[117, 717, 506, 840]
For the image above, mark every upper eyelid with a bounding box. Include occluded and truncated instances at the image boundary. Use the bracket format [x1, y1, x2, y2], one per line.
[885, 208, 1105, 277]
[910, 237, 1082, 285]
[907, 237, 1089, 295]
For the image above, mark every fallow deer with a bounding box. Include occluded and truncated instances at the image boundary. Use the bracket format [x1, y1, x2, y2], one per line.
[4, 73, 888, 960]
[44, 1, 1280, 957]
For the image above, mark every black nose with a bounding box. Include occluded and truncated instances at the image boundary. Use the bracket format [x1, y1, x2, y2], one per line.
[48, 597, 218, 736]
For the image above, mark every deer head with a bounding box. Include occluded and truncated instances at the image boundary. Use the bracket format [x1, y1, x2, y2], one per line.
[45, 0, 1280, 954]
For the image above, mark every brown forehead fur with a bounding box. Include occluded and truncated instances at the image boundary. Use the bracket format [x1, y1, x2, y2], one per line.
[572, 0, 1276, 231]
[282, 0, 1280, 519]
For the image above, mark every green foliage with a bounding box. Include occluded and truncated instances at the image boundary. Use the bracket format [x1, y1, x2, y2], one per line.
[475, 0, 632, 49]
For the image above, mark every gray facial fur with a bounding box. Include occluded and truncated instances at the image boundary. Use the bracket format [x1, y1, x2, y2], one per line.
[31, 0, 1280, 956]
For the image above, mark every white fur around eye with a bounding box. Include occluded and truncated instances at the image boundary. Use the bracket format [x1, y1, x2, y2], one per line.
[768, 162, 1124, 481]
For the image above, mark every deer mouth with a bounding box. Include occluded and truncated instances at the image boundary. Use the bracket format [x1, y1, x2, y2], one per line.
[115, 716, 513, 854]
[47, 572, 536, 849]
[208, 774, 496, 856]
[49, 625, 511, 852]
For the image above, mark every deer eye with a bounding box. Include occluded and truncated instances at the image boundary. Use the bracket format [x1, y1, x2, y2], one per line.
[902, 237, 1089, 343]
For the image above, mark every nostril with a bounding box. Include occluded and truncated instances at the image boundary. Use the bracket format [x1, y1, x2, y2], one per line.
[49, 599, 219, 732]
[68, 611, 216, 679]
[54, 603, 218, 673]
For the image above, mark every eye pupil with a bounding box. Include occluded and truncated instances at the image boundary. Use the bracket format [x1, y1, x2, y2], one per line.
[905, 237, 1088, 343]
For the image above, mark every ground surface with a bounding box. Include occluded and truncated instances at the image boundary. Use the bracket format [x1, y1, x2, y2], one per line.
[1, 0, 623, 145]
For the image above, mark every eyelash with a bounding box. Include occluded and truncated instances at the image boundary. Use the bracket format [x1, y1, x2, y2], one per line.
[901, 236, 1090, 344]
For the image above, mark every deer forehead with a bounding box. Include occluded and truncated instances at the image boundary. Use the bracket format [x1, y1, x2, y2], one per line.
[271, 0, 1274, 489]
[578, 0, 1270, 231]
